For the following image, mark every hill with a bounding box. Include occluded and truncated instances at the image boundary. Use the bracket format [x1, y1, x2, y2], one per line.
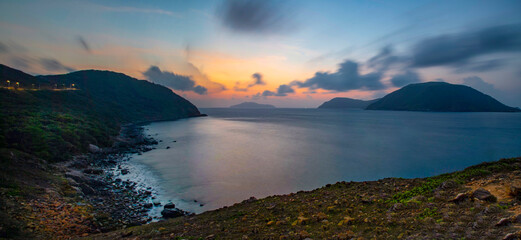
[0, 64, 41, 87]
[366, 82, 521, 112]
[230, 102, 276, 108]
[0, 64, 201, 161]
[0, 64, 204, 238]
[318, 97, 379, 109]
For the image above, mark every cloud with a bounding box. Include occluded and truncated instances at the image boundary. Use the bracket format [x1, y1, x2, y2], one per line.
[234, 72, 267, 92]
[9, 57, 30, 69]
[77, 36, 91, 53]
[462, 76, 501, 96]
[39, 58, 75, 72]
[183, 45, 227, 93]
[218, 0, 295, 34]
[367, 46, 405, 72]
[143, 66, 207, 95]
[411, 24, 521, 68]
[185, 62, 226, 92]
[389, 70, 422, 87]
[193, 85, 208, 95]
[294, 60, 385, 91]
[251, 92, 262, 100]
[0, 41, 7, 54]
[453, 59, 506, 73]
[98, 5, 180, 17]
[262, 84, 294, 97]
[248, 72, 266, 87]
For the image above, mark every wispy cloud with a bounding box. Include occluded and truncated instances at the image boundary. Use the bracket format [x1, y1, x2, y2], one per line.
[143, 66, 207, 95]
[98, 5, 181, 17]
[77, 36, 91, 53]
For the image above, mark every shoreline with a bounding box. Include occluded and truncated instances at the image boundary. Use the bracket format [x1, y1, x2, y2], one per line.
[89, 157, 521, 239]
[61, 124, 190, 232]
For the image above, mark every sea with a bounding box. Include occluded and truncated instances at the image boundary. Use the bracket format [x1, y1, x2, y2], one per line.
[114, 108, 521, 215]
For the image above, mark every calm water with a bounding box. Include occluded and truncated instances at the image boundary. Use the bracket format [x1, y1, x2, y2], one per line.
[127, 108, 521, 213]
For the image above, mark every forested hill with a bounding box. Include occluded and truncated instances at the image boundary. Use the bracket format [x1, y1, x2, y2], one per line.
[0, 64, 202, 161]
[38, 70, 201, 122]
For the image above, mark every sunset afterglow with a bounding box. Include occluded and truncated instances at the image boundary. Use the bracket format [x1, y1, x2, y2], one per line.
[1, 0, 520, 107]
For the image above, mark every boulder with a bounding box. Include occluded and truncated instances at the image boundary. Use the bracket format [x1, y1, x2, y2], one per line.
[514, 214, 521, 224]
[89, 144, 101, 153]
[436, 180, 458, 191]
[83, 168, 104, 175]
[508, 184, 521, 200]
[121, 169, 129, 175]
[472, 188, 497, 202]
[161, 208, 184, 218]
[88, 179, 105, 187]
[143, 203, 153, 208]
[496, 218, 512, 227]
[79, 183, 96, 195]
[450, 193, 468, 203]
[164, 202, 176, 209]
[502, 233, 518, 240]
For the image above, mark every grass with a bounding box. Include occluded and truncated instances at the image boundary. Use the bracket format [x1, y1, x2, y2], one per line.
[86, 157, 521, 240]
[390, 159, 518, 203]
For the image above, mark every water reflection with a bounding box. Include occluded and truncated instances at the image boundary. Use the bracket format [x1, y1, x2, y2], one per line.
[132, 109, 521, 213]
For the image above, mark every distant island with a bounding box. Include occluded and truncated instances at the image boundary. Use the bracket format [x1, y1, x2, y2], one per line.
[318, 97, 379, 109]
[230, 102, 276, 108]
[366, 82, 520, 112]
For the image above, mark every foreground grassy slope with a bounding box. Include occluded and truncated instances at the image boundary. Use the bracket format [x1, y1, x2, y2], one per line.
[90, 157, 521, 240]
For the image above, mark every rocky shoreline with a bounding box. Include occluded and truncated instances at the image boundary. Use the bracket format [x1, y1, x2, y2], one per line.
[60, 124, 189, 232]
[89, 157, 521, 240]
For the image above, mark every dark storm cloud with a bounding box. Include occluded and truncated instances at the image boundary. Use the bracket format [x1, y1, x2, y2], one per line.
[143, 66, 207, 95]
[262, 84, 295, 97]
[218, 0, 295, 34]
[77, 36, 91, 53]
[411, 24, 521, 68]
[39, 58, 76, 72]
[389, 70, 422, 87]
[293, 60, 385, 91]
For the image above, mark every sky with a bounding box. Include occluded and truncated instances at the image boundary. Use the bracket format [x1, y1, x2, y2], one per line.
[1, 0, 520, 108]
